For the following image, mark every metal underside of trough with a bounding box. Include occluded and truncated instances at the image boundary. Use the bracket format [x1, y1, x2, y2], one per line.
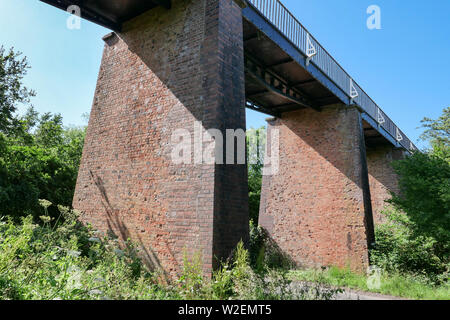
[40, 0, 415, 151]
[40, 0, 171, 31]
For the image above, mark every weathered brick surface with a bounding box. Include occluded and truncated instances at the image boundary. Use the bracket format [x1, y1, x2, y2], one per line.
[73, 0, 248, 279]
[366, 145, 404, 224]
[259, 105, 372, 272]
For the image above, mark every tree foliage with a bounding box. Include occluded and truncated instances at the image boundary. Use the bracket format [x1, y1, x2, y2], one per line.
[420, 106, 450, 161]
[371, 209, 448, 284]
[0, 108, 86, 219]
[0, 46, 35, 134]
[391, 107, 450, 253]
[389, 153, 450, 251]
[246, 127, 266, 223]
[0, 47, 86, 219]
[372, 107, 450, 283]
[0, 204, 166, 300]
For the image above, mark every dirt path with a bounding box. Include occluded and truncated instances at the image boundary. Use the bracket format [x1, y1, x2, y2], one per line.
[292, 281, 409, 300]
[333, 288, 409, 300]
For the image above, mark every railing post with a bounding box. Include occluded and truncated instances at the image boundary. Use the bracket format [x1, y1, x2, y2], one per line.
[245, 0, 416, 152]
[305, 33, 317, 66]
[376, 108, 385, 130]
[396, 127, 403, 143]
[350, 78, 359, 104]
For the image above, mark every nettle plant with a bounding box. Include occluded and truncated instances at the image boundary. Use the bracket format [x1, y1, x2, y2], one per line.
[0, 200, 177, 300]
[0, 200, 338, 300]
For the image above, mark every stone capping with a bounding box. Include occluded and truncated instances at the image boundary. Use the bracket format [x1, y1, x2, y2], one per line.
[102, 32, 116, 42]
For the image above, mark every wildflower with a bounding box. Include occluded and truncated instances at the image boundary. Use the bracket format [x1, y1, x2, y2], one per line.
[38, 199, 52, 209]
[89, 289, 103, 296]
[67, 250, 81, 257]
[39, 216, 52, 223]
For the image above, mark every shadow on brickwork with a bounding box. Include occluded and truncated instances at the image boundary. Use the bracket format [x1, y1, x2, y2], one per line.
[277, 108, 365, 189]
[250, 225, 297, 271]
[270, 110, 376, 251]
[89, 170, 174, 283]
[365, 144, 403, 195]
[112, 0, 249, 271]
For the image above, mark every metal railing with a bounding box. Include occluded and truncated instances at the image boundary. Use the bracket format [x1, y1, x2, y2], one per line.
[246, 0, 416, 151]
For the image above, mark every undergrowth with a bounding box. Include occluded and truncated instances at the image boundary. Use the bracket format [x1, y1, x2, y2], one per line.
[289, 266, 450, 300]
[0, 201, 338, 300]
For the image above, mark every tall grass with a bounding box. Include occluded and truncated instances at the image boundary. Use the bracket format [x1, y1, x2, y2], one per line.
[289, 267, 450, 300]
[0, 201, 337, 300]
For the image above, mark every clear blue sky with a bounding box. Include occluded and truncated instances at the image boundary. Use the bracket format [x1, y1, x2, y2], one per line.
[1, 0, 449, 148]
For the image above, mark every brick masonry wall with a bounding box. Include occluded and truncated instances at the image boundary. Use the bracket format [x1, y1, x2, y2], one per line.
[366, 145, 405, 224]
[73, 0, 248, 279]
[259, 105, 372, 272]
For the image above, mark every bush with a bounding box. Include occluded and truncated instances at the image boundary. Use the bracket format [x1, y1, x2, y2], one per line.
[370, 208, 449, 284]
[0, 201, 336, 300]
[176, 241, 309, 300]
[0, 110, 86, 220]
[0, 202, 177, 300]
[290, 266, 450, 300]
[247, 127, 265, 223]
[369, 107, 450, 285]
[0, 47, 86, 220]
[212, 241, 336, 300]
[389, 152, 450, 255]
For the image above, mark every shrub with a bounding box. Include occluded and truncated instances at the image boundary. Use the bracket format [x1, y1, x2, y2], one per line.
[177, 251, 205, 299]
[389, 152, 450, 256]
[0, 201, 177, 300]
[212, 241, 314, 300]
[0, 201, 336, 300]
[370, 208, 449, 284]
[369, 107, 450, 285]
[0, 110, 86, 220]
[176, 241, 311, 300]
[0, 47, 86, 220]
[247, 127, 265, 223]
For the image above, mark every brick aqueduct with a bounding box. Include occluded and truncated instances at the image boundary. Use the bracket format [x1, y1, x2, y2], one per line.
[42, 0, 413, 277]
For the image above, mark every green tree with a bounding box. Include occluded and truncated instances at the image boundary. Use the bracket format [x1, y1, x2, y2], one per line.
[390, 107, 450, 251]
[421, 106, 450, 161]
[389, 153, 450, 258]
[0, 110, 86, 219]
[372, 107, 450, 282]
[0, 47, 86, 219]
[246, 127, 266, 223]
[0, 46, 35, 135]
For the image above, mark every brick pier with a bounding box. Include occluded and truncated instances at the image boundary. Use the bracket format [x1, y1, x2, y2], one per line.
[68, 0, 406, 278]
[73, 0, 249, 279]
[259, 105, 374, 272]
[366, 145, 405, 224]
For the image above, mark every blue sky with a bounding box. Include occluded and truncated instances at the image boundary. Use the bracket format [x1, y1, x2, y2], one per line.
[1, 0, 449, 149]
